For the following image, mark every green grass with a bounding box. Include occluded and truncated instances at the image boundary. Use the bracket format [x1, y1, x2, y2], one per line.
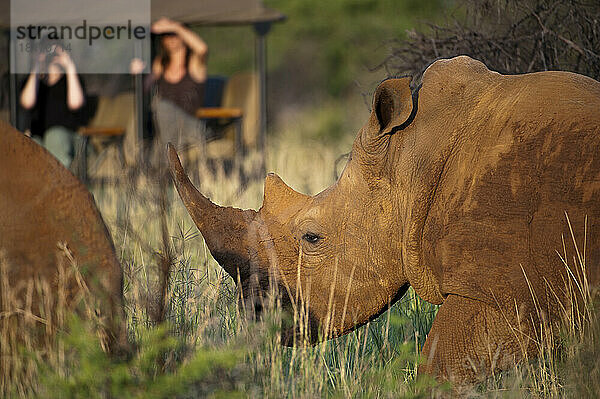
[1, 128, 599, 398]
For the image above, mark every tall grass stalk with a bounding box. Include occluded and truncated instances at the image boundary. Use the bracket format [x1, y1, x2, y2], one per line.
[1, 130, 598, 397]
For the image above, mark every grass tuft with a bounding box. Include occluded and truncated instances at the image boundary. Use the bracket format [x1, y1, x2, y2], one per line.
[1, 132, 599, 397]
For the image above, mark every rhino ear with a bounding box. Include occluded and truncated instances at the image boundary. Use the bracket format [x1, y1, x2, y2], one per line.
[371, 77, 415, 136]
[261, 173, 309, 217]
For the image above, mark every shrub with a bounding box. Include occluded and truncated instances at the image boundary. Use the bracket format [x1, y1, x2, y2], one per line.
[383, 0, 600, 81]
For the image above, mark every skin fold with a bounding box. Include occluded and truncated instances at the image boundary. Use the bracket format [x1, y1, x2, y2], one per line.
[169, 56, 600, 382]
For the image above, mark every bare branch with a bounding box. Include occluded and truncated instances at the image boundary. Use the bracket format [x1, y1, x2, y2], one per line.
[382, 0, 600, 81]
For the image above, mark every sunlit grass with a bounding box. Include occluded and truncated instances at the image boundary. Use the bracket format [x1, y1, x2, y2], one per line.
[1, 127, 598, 398]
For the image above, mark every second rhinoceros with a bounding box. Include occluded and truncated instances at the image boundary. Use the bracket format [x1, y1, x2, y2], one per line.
[168, 55, 600, 381]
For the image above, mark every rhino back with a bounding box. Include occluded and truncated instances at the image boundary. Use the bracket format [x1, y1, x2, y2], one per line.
[417, 58, 600, 316]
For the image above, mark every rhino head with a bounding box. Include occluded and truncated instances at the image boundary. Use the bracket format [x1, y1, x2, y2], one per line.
[169, 78, 421, 342]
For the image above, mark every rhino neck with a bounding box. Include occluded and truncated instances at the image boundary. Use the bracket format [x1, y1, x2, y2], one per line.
[384, 75, 469, 306]
[308, 163, 412, 334]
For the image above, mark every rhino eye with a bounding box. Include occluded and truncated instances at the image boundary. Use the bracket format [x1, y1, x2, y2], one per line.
[302, 232, 322, 244]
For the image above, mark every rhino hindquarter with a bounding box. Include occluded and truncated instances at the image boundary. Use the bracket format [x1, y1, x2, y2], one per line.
[0, 121, 126, 352]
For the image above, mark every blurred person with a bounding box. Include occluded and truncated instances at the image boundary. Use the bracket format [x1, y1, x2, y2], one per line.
[20, 45, 92, 167]
[146, 17, 208, 153]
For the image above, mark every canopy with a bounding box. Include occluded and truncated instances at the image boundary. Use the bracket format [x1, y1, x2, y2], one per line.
[152, 0, 284, 26]
[0, 0, 284, 28]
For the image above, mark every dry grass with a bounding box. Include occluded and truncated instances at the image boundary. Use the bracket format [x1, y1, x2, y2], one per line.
[1, 128, 598, 397]
[0, 246, 110, 397]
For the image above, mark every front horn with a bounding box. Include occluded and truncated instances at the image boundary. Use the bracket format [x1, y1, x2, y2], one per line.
[167, 144, 258, 282]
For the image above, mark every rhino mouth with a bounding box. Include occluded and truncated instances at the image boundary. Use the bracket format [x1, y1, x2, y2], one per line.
[235, 270, 320, 346]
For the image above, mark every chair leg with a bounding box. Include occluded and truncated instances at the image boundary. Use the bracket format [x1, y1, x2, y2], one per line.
[117, 137, 126, 170]
[73, 135, 89, 184]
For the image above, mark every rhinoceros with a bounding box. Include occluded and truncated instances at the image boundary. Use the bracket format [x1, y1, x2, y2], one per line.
[0, 122, 126, 352]
[168, 55, 600, 381]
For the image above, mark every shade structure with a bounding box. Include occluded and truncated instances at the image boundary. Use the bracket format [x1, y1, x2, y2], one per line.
[0, 0, 284, 28]
[2, 0, 284, 176]
[152, 0, 284, 26]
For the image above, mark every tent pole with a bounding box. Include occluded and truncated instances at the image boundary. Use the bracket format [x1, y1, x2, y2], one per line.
[134, 39, 144, 166]
[9, 71, 16, 126]
[254, 22, 271, 178]
[9, 31, 17, 127]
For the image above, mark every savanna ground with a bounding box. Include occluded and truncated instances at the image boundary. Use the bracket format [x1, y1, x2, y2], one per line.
[2, 125, 599, 398]
[3, 0, 600, 396]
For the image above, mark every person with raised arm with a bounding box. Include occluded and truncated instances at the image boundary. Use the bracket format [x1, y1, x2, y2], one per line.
[147, 17, 209, 152]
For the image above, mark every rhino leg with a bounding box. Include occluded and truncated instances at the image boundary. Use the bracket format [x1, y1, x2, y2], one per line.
[419, 295, 532, 383]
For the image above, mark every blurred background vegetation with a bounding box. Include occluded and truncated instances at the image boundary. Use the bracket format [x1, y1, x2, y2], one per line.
[196, 0, 451, 144]
[196, 0, 600, 144]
